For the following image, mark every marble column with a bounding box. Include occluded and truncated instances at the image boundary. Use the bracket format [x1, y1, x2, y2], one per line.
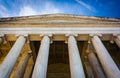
[114, 36, 120, 48]
[91, 35, 120, 78]
[13, 53, 30, 78]
[32, 35, 50, 78]
[68, 35, 85, 78]
[86, 44, 105, 78]
[23, 56, 34, 78]
[0, 35, 26, 78]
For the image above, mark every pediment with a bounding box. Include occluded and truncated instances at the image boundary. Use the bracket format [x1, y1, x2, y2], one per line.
[0, 14, 120, 22]
[0, 14, 120, 28]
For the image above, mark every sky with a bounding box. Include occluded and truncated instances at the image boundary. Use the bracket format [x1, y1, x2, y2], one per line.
[0, 0, 120, 18]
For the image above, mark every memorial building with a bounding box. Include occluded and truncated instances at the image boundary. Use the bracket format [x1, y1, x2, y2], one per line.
[0, 14, 120, 78]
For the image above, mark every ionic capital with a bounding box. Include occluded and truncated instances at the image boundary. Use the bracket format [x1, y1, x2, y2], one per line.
[40, 34, 53, 43]
[16, 34, 28, 38]
[89, 33, 102, 38]
[0, 34, 7, 44]
[65, 33, 78, 37]
[65, 34, 78, 43]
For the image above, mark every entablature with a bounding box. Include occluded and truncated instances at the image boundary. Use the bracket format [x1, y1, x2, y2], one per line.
[0, 27, 119, 41]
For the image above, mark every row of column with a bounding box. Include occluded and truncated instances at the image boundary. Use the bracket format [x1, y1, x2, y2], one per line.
[92, 35, 120, 78]
[0, 36, 26, 78]
[0, 35, 120, 78]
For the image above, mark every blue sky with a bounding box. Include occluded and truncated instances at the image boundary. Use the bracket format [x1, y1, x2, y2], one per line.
[0, 0, 120, 18]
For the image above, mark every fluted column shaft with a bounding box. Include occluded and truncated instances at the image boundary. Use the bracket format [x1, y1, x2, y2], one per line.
[91, 35, 120, 78]
[88, 52, 105, 78]
[13, 53, 30, 78]
[68, 35, 85, 78]
[32, 36, 50, 78]
[0, 36, 26, 78]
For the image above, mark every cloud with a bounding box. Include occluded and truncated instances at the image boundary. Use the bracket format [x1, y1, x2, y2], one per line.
[40, 2, 63, 14]
[75, 0, 96, 12]
[0, 5, 9, 17]
[0, 5, 7, 12]
[19, 2, 63, 16]
[0, 1, 63, 17]
[19, 6, 37, 16]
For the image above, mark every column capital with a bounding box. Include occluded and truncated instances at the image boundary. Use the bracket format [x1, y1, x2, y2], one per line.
[40, 34, 53, 37]
[0, 34, 7, 44]
[16, 34, 28, 38]
[65, 33, 78, 37]
[40, 34, 53, 43]
[16, 34, 29, 43]
[89, 33, 102, 38]
[88, 34, 102, 44]
[65, 34, 78, 43]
